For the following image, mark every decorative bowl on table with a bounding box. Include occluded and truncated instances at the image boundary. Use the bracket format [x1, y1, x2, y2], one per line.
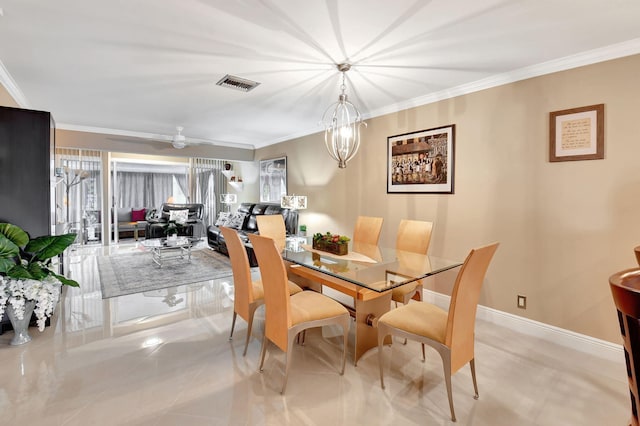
[312, 232, 350, 255]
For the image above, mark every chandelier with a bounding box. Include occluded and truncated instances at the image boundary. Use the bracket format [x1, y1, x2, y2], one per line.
[322, 63, 366, 168]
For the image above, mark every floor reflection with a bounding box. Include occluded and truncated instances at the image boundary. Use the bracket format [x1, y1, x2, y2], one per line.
[60, 240, 234, 345]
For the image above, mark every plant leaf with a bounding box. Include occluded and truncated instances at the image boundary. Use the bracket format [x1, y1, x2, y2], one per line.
[0, 233, 20, 266]
[52, 272, 79, 287]
[7, 264, 33, 280]
[0, 257, 15, 274]
[0, 223, 29, 247]
[25, 233, 76, 261]
[26, 262, 47, 280]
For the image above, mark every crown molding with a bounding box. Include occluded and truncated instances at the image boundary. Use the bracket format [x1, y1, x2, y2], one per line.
[0, 59, 30, 108]
[256, 38, 640, 148]
[365, 37, 640, 121]
[56, 123, 255, 150]
[4, 38, 640, 149]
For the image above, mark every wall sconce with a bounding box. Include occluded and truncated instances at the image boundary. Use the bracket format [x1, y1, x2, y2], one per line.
[281, 195, 307, 210]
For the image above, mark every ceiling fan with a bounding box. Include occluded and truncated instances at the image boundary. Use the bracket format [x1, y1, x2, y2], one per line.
[106, 125, 207, 148]
[171, 126, 187, 149]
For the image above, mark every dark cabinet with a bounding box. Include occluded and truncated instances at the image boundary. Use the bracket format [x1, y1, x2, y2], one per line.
[0, 106, 55, 333]
[0, 106, 54, 237]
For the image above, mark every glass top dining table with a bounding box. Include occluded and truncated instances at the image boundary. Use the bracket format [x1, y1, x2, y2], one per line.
[282, 239, 462, 293]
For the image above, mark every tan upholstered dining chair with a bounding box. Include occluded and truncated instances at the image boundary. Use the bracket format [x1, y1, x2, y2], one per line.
[352, 216, 384, 246]
[249, 233, 350, 394]
[391, 219, 433, 305]
[377, 242, 499, 422]
[256, 215, 287, 252]
[220, 227, 302, 356]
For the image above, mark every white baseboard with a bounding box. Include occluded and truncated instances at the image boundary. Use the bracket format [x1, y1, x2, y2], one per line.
[422, 289, 624, 363]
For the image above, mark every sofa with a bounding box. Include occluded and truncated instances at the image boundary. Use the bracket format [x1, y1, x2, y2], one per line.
[112, 207, 149, 240]
[207, 202, 298, 266]
[145, 203, 205, 239]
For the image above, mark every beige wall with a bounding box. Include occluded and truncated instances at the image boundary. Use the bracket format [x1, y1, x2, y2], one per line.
[257, 54, 640, 344]
[0, 83, 19, 107]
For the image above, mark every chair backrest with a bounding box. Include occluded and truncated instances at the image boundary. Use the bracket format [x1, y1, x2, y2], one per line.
[248, 233, 292, 352]
[635, 245, 640, 267]
[396, 219, 433, 255]
[610, 268, 640, 426]
[256, 215, 287, 252]
[160, 203, 204, 220]
[445, 242, 499, 373]
[220, 227, 255, 318]
[353, 216, 384, 246]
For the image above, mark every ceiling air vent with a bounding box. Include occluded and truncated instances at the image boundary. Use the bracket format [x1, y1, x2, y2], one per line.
[216, 74, 260, 92]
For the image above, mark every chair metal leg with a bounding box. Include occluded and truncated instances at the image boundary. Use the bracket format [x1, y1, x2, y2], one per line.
[440, 350, 456, 422]
[259, 334, 268, 372]
[470, 358, 479, 399]
[243, 308, 256, 356]
[421, 343, 426, 362]
[282, 333, 297, 394]
[229, 311, 237, 340]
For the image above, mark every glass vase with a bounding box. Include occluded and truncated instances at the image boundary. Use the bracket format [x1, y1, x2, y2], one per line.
[5, 300, 36, 345]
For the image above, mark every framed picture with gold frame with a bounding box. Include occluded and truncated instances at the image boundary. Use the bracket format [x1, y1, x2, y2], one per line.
[549, 104, 604, 162]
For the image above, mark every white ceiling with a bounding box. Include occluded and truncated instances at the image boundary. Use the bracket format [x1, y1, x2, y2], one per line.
[1, 0, 640, 150]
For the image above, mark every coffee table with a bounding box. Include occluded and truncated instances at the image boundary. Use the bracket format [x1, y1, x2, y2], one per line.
[142, 237, 193, 268]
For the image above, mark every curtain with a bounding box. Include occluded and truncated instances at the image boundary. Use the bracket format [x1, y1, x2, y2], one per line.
[55, 148, 103, 239]
[116, 172, 175, 209]
[192, 158, 225, 227]
[174, 174, 188, 202]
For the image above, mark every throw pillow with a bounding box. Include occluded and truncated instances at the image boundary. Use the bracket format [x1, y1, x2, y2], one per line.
[131, 208, 146, 222]
[215, 212, 231, 226]
[169, 209, 189, 224]
[226, 212, 247, 229]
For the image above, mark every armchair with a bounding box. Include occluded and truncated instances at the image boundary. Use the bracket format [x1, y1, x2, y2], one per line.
[145, 203, 205, 239]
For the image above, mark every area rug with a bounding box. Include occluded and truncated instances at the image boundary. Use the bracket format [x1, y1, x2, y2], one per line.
[97, 248, 233, 299]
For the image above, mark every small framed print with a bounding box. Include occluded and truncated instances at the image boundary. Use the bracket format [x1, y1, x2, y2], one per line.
[549, 104, 604, 162]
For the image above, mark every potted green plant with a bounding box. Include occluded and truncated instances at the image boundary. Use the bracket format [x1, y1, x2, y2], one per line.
[299, 224, 307, 236]
[163, 220, 183, 244]
[312, 231, 350, 255]
[0, 223, 79, 345]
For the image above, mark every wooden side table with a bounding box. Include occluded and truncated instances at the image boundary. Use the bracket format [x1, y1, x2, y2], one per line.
[128, 221, 139, 241]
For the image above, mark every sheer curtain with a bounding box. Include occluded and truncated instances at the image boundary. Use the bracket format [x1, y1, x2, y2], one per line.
[116, 172, 175, 209]
[192, 158, 225, 227]
[55, 148, 103, 240]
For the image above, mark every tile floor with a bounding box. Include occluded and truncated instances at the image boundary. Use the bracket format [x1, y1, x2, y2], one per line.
[0, 242, 631, 425]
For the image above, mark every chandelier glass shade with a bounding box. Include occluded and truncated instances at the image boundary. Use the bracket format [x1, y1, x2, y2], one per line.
[322, 64, 366, 168]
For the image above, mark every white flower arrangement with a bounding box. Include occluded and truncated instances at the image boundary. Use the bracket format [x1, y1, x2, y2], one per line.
[0, 274, 62, 331]
[0, 223, 79, 336]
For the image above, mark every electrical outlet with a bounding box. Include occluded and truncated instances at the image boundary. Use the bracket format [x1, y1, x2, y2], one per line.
[517, 295, 527, 309]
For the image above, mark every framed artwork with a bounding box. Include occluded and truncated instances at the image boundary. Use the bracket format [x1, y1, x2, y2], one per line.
[549, 104, 604, 162]
[259, 156, 287, 203]
[387, 124, 455, 194]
